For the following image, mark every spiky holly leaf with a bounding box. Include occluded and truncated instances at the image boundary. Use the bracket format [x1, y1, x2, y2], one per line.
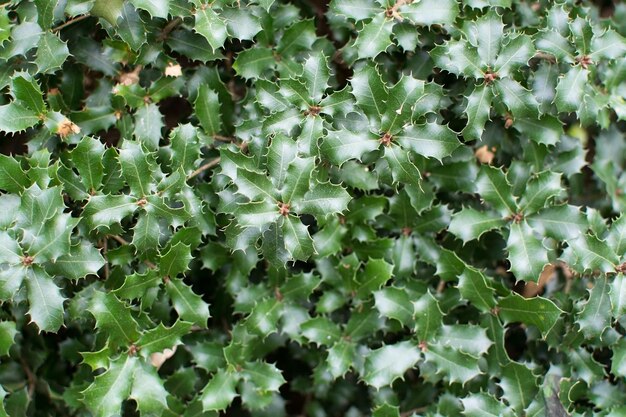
[449, 207, 505, 244]
[362, 341, 422, 389]
[423, 342, 483, 385]
[199, 369, 239, 411]
[497, 293, 563, 337]
[577, 276, 611, 339]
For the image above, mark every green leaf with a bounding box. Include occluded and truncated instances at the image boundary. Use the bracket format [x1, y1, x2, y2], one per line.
[462, 84, 494, 141]
[527, 204, 587, 241]
[399, 0, 459, 26]
[116, 3, 147, 51]
[384, 145, 421, 186]
[395, 122, 461, 162]
[449, 207, 505, 244]
[0, 154, 30, 193]
[356, 258, 394, 299]
[233, 47, 276, 79]
[194, 6, 228, 51]
[11, 72, 46, 116]
[267, 134, 297, 189]
[195, 84, 222, 136]
[374, 286, 414, 327]
[26, 267, 65, 333]
[458, 267, 497, 312]
[438, 324, 493, 358]
[302, 53, 330, 103]
[0, 322, 16, 357]
[81, 356, 136, 417]
[320, 129, 379, 166]
[199, 369, 239, 411]
[562, 234, 619, 274]
[497, 293, 563, 337]
[495, 78, 539, 118]
[280, 215, 315, 261]
[71, 136, 106, 192]
[301, 316, 341, 346]
[475, 165, 517, 215]
[91, 0, 124, 24]
[362, 341, 422, 389]
[461, 393, 514, 417]
[494, 34, 534, 77]
[554, 66, 587, 113]
[330, 0, 379, 20]
[83, 195, 138, 231]
[137, 320, 192, 357]
[577, 276, 611, 339]
[351, 63, 387, 124]
[130, 360, 169, 415]
[46, 243, 105, 280]
[167, 29, 223, 63]
[507, 221, 549, 282]
[354, 14, 394, 59]
[423, 342, 483, 385]
[518, 171, 564, 214]
[241, 361, 285, 392]
[133, 103, 164, 150]
[88, 291, 141, 345]
[498, 362, 537, 413]
[130, 0, 170, 18]
[35, 32, 70, 74]
[166, 277, 210, 327]
[160, 242, 192, 278]
[414, 291, 444, 342]
[610, 273, 626, 318]
[118, 141, 157, 197]
[234, 168, 277, 202]
[0, 103, 40, 134]
[295, 181, 351, 218]
[327, 340, 356, 379]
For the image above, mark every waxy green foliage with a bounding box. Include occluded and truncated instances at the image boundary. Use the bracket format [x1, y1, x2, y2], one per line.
[0, 0, 626, 416]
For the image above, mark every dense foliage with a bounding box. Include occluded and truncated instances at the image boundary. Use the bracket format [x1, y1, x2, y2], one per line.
[0, 0, 626, 415]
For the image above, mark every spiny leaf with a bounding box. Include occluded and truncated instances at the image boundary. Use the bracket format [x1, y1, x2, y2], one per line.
[497, 293, 563, 337]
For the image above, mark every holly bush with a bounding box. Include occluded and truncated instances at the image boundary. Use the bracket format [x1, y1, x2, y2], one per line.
[0, 0, 626, 415]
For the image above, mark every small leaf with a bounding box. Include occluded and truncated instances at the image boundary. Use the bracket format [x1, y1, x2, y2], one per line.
[35, 32, 70, 74]
[295, 181, 351, 218]
[200, 369, 239, 411]
[396, 122, 461, 162]
[449, 207, 505, 244]
[577, 276, 611, 339]
[0, 103, 40, 134]
[280, 215, 315, 261]
[166, 277, 210, 328]
[137, 320, 192, 357]
[423, 342, 483, 385]
[399, 0, 459, 26]
[26, 267, 65, 333]
[362, 341, 422, 389]
[81, 356, 136, 417]
[88, 291, 141, 345]
[374, 286, 414, 327]
[0, 322, 16, 357]
[507, 221, 549, 282]
[497, 293, 563, 337]
[195, 84, 222, 136]
[327, 340, 356, 379]
[194, 6, 228, 51]
[356, 258, 394, 299]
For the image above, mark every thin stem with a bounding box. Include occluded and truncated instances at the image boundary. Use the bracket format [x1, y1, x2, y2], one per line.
[52, 14, 89, 32]
[19, 357, 36, 397]
[158, 17, 182, 40]
[188, 157, 221, 180]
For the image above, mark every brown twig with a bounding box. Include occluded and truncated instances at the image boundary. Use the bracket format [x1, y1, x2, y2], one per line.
[158, 17, 183, 41]
[19, 357, 36, 397]
[52, 14, 90, 32]
[187, 157, 221, 180]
